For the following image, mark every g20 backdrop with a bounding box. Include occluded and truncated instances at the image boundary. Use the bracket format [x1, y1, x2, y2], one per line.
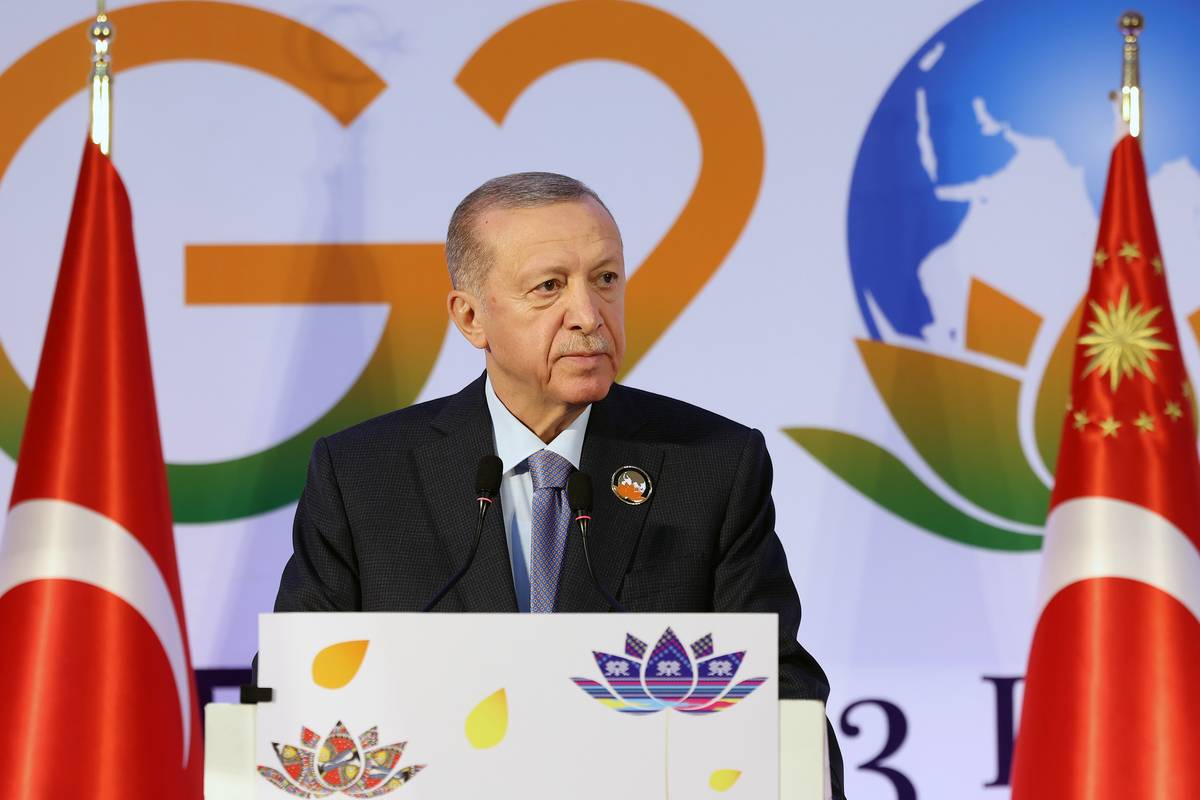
[3, 0, 1200, 796]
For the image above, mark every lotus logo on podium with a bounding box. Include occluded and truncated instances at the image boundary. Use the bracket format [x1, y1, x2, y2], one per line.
[258, 721, 424, 798]
[572, 628, 766, 714]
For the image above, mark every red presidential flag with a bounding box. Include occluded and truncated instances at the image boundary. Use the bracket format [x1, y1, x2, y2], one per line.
[0, 141, 202, 797]
[1011, 135, 1200, 797]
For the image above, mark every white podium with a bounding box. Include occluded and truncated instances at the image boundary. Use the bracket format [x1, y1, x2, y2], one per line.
[206, 613, 829, 799]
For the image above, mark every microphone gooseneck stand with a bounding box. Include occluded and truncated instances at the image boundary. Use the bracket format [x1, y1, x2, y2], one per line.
[567, 471, 627, 613]
[421, 455, 503, 612]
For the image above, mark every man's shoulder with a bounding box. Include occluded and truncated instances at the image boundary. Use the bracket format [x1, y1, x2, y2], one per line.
[322, 395, 449, 454]
[607, 383, 755, 445]
[321, 377, 484, 457]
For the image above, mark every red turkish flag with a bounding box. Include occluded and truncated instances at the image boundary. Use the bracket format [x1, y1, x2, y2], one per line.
[0, 141, 201, 798]
[1011, 135, 1200, 797]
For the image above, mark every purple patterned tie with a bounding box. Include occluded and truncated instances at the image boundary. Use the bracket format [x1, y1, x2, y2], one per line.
[527, 449, 573, 613]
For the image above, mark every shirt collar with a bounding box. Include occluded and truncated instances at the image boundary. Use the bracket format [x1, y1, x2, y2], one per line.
[485, 374, 591, 475]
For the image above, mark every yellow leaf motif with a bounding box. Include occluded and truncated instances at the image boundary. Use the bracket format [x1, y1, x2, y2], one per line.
[465, 689, 508, 749]
[709, 769, 742, 791]
[311, 640, 369, 689]
[1078, 286, 1172, 392]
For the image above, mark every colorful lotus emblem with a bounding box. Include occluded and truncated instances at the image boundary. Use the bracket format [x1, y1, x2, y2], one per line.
[258, 721, 424, 798]
[571, 627, 766, 714]
[787, 280, 1096, 551]
[789, 279, 1200, 552]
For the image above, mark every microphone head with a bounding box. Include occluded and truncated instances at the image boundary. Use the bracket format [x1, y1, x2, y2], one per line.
[476, 455, 503, 497]
[567, 470, 593, 513]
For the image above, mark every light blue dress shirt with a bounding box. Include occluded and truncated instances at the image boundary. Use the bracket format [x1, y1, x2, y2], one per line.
[484, 375, 591, 612]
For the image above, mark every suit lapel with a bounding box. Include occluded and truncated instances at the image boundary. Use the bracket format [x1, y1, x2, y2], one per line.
[558, 384, 663, 613]
[415, 374, 518, 612]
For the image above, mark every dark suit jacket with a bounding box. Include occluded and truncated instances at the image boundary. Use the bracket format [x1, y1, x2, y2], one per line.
[273, 374, 845, 796]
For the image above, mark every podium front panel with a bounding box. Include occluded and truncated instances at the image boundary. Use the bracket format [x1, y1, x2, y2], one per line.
[255, 612, 778, 798]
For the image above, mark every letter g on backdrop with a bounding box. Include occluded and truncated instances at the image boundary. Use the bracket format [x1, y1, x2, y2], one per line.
[0, 0, 763, 523]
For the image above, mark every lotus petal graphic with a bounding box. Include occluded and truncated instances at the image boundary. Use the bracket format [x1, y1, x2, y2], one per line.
[258, 721, 424, 798]
[571, 628, 766, 714]
[787, 279, 1095, 551]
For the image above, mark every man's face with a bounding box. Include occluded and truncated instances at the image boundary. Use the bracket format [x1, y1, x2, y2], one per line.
[470, 198, 626, 411]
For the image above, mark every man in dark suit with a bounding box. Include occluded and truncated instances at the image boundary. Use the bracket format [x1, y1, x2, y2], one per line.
[272, 173, 844, 797]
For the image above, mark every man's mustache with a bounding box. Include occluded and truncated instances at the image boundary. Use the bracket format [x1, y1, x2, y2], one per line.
[558, 335, 611, 356]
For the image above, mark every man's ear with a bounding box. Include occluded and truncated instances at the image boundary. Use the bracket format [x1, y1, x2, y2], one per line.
[448, 289, 488, 350]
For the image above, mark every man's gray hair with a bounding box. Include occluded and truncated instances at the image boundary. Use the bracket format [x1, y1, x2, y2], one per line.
[446, 172, 615, 295]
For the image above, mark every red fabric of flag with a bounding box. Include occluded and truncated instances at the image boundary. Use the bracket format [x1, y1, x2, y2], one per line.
[0, 141, 201, 798]
[1011, 135, 1200, 798]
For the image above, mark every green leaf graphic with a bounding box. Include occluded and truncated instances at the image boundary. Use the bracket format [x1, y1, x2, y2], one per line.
[785, 427, 1042, 552]
[856, 340, 1050, 525]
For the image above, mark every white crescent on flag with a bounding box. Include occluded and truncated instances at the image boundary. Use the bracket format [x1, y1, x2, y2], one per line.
[0, 498, 192, 765]
[1038, 496, 1200, 621]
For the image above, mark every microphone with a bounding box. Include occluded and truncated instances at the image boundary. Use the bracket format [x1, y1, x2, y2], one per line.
[567, 471, 626, 613]
[421, 455, 503, 612]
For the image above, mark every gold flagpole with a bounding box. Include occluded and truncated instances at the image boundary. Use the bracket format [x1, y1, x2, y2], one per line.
[1119, 11, 1143, 138]
[89, 1, 114, 154]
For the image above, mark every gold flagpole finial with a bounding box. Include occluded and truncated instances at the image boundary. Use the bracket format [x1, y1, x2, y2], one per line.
[1119, 11, 1144, 138]
[89, 2, 114, 155]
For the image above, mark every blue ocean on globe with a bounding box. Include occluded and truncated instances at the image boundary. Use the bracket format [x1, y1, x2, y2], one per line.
[848, 0, 1200, 341]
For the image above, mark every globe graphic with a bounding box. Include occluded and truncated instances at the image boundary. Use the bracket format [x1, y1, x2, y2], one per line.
[848, 0, 1200, 346]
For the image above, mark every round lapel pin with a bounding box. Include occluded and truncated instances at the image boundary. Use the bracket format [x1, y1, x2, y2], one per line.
[611, 466, 653, 505]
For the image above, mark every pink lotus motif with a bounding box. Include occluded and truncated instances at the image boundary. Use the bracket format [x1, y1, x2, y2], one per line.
[258, 721, 424, 798]
[571, 627, 766, 714]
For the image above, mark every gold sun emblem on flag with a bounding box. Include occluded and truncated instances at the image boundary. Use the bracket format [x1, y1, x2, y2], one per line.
[1078, 286, 1172, 392]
